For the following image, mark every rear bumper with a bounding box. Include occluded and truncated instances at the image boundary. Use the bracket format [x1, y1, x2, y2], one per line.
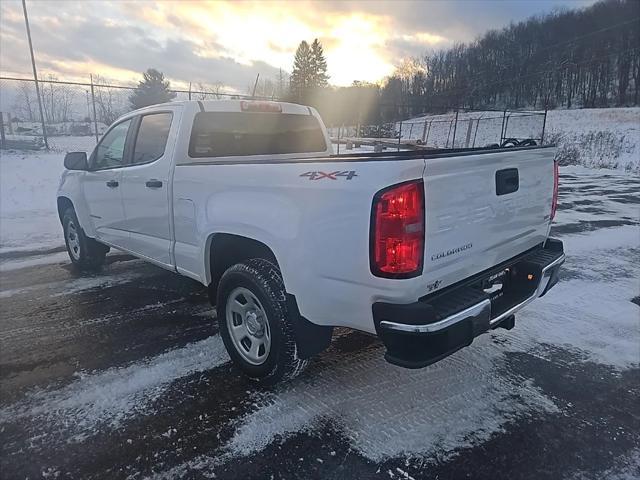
[373, 238, 565, 368]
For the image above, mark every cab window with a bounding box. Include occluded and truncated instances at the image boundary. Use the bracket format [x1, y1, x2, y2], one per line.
[92, 119, 132, 169]
[131, 113, 173, 165]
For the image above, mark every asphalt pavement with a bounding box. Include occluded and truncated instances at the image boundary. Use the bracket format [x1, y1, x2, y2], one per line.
[1, 169, 638, 479]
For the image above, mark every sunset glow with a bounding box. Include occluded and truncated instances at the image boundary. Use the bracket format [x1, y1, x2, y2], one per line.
[128, 2, 413, 85]
[0, 0, 595, 90]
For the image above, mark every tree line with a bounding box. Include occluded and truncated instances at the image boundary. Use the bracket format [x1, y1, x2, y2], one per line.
[291, 0, 639, 125]
[396, 0, 639, 115]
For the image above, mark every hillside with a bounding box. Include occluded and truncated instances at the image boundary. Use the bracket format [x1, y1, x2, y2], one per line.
[374, 0, 640, 120]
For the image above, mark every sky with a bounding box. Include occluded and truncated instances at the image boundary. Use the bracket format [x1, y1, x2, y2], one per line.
[0, 0, 596, 94]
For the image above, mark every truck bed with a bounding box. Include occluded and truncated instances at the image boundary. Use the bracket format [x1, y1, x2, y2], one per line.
[179, 144, 555, 165]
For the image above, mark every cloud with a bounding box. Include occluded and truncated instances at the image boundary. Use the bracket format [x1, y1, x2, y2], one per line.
[0, 0, 598, 89]
[0, 1, 280, 92]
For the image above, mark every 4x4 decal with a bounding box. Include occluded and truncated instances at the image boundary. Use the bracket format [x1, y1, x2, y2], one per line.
[300, 171, 357, 180]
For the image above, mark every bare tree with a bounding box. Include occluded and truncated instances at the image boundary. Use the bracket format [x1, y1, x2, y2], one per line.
[276, 69, 289, 99]
[247, 77, 276, 98]
[40, 74, 76, 124]
[93, 75, 124, 125]
[195, 82, 225, 100]
[12, 82, 35, 121]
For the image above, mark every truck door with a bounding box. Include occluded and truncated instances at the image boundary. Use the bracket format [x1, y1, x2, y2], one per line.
[82, 118, 133, 247]
[119, 111, 176, 267]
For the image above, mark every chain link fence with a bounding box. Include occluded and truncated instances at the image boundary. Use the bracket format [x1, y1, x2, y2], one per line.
[398, 110, 547, 149]
[328, 109, 547, 153]
[0, 75, 268, 153]
[1, 76, 548, 155]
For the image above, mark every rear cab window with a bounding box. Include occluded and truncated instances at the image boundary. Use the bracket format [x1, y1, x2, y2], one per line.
[188, 112, 327, 158]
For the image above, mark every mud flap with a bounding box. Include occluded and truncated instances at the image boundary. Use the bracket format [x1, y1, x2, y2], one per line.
[285, 294, 333, 359]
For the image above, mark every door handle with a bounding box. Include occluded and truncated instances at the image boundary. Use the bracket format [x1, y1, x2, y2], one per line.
[145, 179, 163, 188]
[106, 180, 119, 188]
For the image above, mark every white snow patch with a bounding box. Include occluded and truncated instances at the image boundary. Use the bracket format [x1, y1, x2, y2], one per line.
[223, 344, 558, 462]
[0, 150, 65, 253]
[512, 226, 640, 369]
[50, 268, 148, 296]
[0, 263, 148, 298]
[0, 335, 229, 440]
[0, 250, 69, 272]
[561, 224, 640, 254]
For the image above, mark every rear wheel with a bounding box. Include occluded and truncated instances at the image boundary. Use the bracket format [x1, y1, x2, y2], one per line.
[217, 259, 308, 384]
[62, 208, 107, 271]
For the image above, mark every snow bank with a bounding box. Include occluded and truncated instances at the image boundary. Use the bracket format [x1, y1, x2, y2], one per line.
[545, 108, 639, 172]
[0, 150, 65, 254]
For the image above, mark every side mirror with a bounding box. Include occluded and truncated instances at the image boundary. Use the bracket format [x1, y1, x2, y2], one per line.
[64, 152, 88, 171]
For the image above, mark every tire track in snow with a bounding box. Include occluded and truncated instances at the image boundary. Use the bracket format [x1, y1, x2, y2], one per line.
[0, 335, 229, 444]
[220, 334, 558, 464]
[0, 268, 148, 299]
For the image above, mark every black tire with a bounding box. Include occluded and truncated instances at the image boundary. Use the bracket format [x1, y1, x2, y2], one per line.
[62, 208, 107, 271]
[500, 138, 520, 148]
[217, 259, 308, 385]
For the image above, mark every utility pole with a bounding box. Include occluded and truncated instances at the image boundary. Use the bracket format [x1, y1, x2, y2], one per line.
[22, 0, 48, 149]
[540, 109, 548, 145]
[251, 74, 260, 98]
[0, 112, 6, 149]
[451, 110, 459, 148]
[90, 74, 99, 143]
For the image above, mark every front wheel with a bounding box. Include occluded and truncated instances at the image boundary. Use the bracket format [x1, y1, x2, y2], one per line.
[217, 259, 308, 385]
[62, 208, 107, 271]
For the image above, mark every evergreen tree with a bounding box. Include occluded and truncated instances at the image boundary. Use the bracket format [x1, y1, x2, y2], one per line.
[290, 39, 330, 102]
[290, 41, 313, 102]
[129, 69, 177, 109]
[310, 38, 329, 88]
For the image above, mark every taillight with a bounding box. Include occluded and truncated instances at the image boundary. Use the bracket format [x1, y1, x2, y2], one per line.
[551, 160, 559, 221]
[371, 180, 425, 278]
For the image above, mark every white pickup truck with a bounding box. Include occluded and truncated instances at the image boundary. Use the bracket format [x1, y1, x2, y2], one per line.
[57, 100, 564, 383]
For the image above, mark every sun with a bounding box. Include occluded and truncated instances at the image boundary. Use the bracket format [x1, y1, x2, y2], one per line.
[324, 14, 395, 85]
[137, 2, 396, 87]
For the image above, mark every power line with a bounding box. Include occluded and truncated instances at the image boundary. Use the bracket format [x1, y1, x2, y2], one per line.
[0, 75, 269, 100]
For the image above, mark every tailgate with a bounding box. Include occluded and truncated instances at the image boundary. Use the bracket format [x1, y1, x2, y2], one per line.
[422, 147, 555, 292]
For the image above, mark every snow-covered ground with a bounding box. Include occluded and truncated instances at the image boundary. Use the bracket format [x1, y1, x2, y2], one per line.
[0, 150, 65, 256]
[401, 107, 640, 172]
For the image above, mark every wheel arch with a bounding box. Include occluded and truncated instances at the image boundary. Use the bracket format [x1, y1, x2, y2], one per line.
[57, 196, 75, 222]
[206, 233, 280, 298]
[206, 233, 333, 360]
